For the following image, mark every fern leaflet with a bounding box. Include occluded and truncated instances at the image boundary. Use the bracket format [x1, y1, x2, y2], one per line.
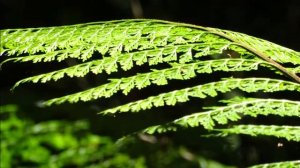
[144, 98, 300, 133]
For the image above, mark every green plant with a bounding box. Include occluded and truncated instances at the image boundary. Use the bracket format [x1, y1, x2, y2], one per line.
[0, 104, 147, 168]
[1, 19, 299, 167]
[0, 104, 232, 168]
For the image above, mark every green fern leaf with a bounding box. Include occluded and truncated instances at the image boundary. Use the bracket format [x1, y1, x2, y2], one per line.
[249, 160, 300, 168]
[214, 125, 300, 142]
[143, 98, 300, 133]
[2, 19, 299, 82]
[100, 78, 300, 114]
[40, 60, 280, 105]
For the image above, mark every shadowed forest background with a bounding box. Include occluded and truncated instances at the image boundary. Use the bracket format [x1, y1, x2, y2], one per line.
[1, 0, 300, 167]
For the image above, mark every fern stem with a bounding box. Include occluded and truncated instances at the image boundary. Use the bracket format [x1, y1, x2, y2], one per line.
[207, 29, 300, 83]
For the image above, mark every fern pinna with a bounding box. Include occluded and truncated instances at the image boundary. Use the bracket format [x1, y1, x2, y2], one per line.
[1, 19, 299, 167]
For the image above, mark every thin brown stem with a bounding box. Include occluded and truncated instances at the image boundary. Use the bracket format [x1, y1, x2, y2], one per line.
[207, 30, 300, 84]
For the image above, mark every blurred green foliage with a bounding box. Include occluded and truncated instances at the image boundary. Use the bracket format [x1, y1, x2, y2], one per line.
[0, 104, 146, 168]
[0, 104, 234, 168]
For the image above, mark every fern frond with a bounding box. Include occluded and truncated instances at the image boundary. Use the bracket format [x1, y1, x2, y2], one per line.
[39, 60, 281, 105]
[2, 20, 299, 81]
[1, 20, 230, 58]
[249, 160, 300, 168]
[214, 125, 300, 142]
[1, 19, 300, 167]
[12, 57, 269, 89]
[144, 98, 300, 133]
[0, 40, 235, 65]
[2, 20, 299, 64]
[100, 78, 300, 114]
[11, 47, 257, 89]
[0, 21, 236, 57]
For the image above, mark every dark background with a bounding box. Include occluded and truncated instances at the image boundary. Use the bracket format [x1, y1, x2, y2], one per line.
[1, 0, 300, 167]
